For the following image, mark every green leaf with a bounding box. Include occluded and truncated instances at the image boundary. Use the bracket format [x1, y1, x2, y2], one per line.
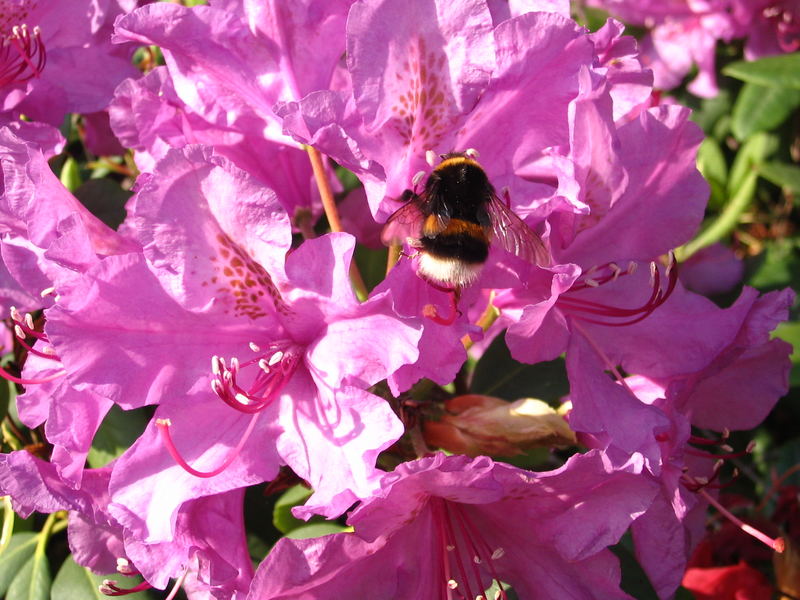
[52, 555, 151, 600]
[731, 82, 800, 141]
[729, 131, 778, 194]
[272, 485, 313, 535]
[0, 533, 36, 595]
[285, 522, 349, 540]
[353, 245, 388, 293]
[7, 552, 50, 600]
[0, 369, 12, 424]
[334, 166, 361, 193]
[746, 239, 800, 292]
[612, 534, 659, 599]
[757, 161, 800, 195]
[773, 321, 800, 387]
[73, 179, 131, 230]
[58, 157, 82, 193]
[471, 335, 568, 404]
[723, 52, 800, 89]
[696, 138, 728, 210]
[87, 405, 150, 469]
[691, 89, 733, 137]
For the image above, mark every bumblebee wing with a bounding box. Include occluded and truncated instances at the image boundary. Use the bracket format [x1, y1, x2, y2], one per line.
[380, 195, 426, 246]
[486, 193, 550, 266]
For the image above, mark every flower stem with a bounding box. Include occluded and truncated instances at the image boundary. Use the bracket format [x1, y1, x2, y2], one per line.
[305, 146, 369, 301]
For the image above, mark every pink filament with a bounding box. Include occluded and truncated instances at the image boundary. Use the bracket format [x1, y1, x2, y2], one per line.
[697, 488, 785, 553]
[156, 412, 261, 478]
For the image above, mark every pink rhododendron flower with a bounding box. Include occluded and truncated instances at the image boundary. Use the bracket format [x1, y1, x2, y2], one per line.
[249, 452, 658, 599]
[108, 66, 322, 227]
[34, 146, 420, 545]
[277, 0, 688, 391]
[113, 1, 352, 147]
[0, 120, 138, 484]
[0, 0, 139, 124]
[567, 287, 794, 597]
[0, 452, 252, 597]
[679, 242, 744, 297]
[587, 0, 800, 96]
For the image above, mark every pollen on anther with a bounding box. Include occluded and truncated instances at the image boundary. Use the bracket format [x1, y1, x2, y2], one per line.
[426, 149, 437, 166]
[268, 351, 283, 366]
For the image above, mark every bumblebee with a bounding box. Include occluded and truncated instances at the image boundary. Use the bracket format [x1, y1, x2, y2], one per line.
[381, 151, 549, 289]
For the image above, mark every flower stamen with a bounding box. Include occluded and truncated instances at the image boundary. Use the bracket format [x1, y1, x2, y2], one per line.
[156, 412, 261, 478]
[0, 24, 46, 87]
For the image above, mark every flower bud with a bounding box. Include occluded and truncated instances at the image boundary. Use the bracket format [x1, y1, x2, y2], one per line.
[423, 395, 576, 457]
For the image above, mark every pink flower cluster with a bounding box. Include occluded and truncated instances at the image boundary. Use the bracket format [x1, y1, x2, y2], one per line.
[586, 0, 800, 96]
[0, 1, 792, 599]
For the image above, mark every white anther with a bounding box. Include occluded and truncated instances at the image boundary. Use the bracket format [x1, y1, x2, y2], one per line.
[447, 580, 458, 589]
[649, 262, 657, 286]
[694, 476, 709, 485]
[14, 325, 25, 340]
[666, 251, 676, 277]
[211, 356, 221, 375]
[609, 263, 621, 280]
[11, 25, 20, 36]
[42, 345, 57, 356]
[425, 150, 437, 167]
[411, 170, 426, 187]
[230, 357, 240, 373]
[249, 342, 261, 353]
[473, 556, 482, 564]
[720, 444, 734, 453]
[211, 380, 222, 395]
[39, 286, 56, 298]
[258, 359, 270, 373]
[722, 428, 730, 439]
[446, 544, 455, 552]
[584, 278, 599, 288]
[713, 459, 724, 472]
[465, 147, 479, 159]
[156, 418, 172, 427]
[746, 440, 757, 453]
[32, 25, 41, 35]
[476, 595, 486, 600]
[491, 548, 505, 560]
[9, 306, 20, 322]
[24, 313, 33, 329]
[115, 558, 136, 575]
[627, 261, 637, 275]
[268, 351, 283, 366]
[235, 392, 251, 405]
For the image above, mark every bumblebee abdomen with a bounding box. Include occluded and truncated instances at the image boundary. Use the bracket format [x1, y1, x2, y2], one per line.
[421, 218, 489, 263]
